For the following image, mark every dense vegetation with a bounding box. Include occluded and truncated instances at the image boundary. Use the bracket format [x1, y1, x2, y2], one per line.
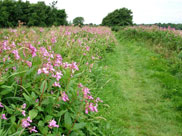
[0, 26, 116, 135]
[94, 32, 182, 135]
[0, 0, 67, 28]
[134, 23, 182, 30]
[155, 23, 182, 30]
[102, 8, 133, 26]
[1, 0, 182, 134]
[117, 26, 182, 112]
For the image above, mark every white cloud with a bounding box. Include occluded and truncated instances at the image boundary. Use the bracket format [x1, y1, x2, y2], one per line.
[24, 0, 182, 24]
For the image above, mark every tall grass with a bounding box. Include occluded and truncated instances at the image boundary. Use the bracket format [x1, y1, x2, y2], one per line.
[117, 26, 182, 112]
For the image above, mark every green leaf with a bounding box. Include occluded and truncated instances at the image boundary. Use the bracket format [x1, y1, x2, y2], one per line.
[29, 109, 38, 119]
[64, 112, 72, 129]
[72, 122, 86, 130]
[0, 77, 6, 85]
[56, 110, 67, 117]
[23, 93, 31, 103]
[5, 105, 13, 114]
[44, 115, 53, 122]
[39, 126, 48, 135]
[38, 121, 44, 127]
[40, 80, 47, 93]
[10, 116, 16, 124]
[0, 85, 14, 95]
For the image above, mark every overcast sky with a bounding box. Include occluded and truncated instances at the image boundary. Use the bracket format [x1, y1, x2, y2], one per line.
[25, 0, 182, 24]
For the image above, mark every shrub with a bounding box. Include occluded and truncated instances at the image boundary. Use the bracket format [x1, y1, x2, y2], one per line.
[102, 8, 133, 26]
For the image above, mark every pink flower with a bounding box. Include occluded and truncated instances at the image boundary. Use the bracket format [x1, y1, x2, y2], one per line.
[37, 69, 42, 74]
[22, 110, 26, 116]
[86, 46, 90, 51]
[88, 95, 94, 100]
[0, 102, 4, 108]
[93, 104, 98, 112]
[48, 120, 59, 128]
[53, 82, 61, 87]
[29, 44, 37, 57]
[61, 92, 69, 102]
[12, 50, 20, 60]
[40, 28, 44, 32]
[63, 62, 70, 69]
[78, 83, 83, 88]
[88, 103, 98, 113]
[42, 68, 49, 74]
[3, 58, 6, 63]
[48, 46, 52, 50]
[27, 116, 32, 123]
[26, 61, 32, 67]
[96, 97, 103, 103]
[1, 114, 7, 120]
[54, 54, 62, 66]
[39, 47, 50, 57]
[46, 63, 55, 72]
[22, 119, 30, 128]
[70, 62, 79, 71]
[29, 126, 38, 133]
[54, 71, 63, 81]
[2, 40, 10, 51]
[35, 99, 39, 103]
[82, 87, 90, 97]
[77, 39, 82, 45]
[11, 42, 16, 47]
[51, 37, 57, 44]
[22, 103, 26, 109]
[85, 108, 88, 114]
[12, 66, 16, 71]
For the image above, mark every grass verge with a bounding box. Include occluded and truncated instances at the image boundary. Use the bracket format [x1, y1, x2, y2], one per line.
[94, 35, 182, 136]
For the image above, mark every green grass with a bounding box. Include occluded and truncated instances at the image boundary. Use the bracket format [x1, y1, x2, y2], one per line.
[96, 36, 182, 136]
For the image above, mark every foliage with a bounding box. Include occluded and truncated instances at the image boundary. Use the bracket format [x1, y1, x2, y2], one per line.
[102, 8, 133, 26]
[155, 23, 182, 30]
[135, 23, 182, 30]
[117, 26, 182, 113]
[0, 0, 67, 28]
[73, 17, 84, 26]
[0, 26, 116, 135]
[93, 37, 182, 135]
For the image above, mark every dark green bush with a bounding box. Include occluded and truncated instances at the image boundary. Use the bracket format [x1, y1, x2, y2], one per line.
[0, 0, 67, 28]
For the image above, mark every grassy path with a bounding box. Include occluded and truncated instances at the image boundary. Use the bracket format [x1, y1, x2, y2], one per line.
[98, 38, 182, 136]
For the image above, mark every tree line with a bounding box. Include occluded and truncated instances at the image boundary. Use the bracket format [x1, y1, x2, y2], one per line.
[0, 0, 67, 28]
[1, 0, 181, 30]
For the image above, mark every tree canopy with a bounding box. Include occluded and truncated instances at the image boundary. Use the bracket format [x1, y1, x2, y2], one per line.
[102, 8, 133, 26]
[0, 0, 67, 28]
[73, 17, 84, 26]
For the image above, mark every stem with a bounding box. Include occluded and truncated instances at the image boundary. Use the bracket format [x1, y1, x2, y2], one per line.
[39, 79, 47, 106]
[67, 119, 77, 136]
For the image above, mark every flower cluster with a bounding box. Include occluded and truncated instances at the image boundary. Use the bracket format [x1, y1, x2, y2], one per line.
[0, 26, 116, 135]
[78, 83, 103, 114]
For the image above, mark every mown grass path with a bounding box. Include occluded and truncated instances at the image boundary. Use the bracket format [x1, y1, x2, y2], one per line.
[98, 38, 182, 136]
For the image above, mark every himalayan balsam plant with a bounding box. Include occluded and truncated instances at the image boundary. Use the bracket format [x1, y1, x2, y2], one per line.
[0, 26, 116, 135]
